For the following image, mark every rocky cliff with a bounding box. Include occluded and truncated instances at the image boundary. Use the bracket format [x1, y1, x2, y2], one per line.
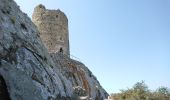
[0, 0, 108, 100]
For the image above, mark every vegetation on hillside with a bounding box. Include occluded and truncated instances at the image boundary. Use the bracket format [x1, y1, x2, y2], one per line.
[109, 81, 170, 100]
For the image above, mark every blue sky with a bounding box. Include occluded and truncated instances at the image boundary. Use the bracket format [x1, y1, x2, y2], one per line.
[15, 0, 170, 94]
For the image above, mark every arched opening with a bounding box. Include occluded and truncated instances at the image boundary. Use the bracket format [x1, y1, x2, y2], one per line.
[59, 48, 63, 53]
[0, 75, 11, 100]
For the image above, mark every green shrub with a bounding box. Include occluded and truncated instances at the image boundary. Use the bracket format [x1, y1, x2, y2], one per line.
[110, 81, 170, 100]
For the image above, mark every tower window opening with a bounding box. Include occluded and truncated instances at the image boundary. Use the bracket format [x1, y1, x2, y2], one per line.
[56, 15, 58, 18]
[59, 48, 63, 53]
[60, 37, 62, 40]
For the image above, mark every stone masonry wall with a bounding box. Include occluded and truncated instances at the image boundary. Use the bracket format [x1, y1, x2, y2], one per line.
[32, 4, 70, 56]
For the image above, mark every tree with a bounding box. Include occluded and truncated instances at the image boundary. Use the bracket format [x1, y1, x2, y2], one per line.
[132, 81, 149, 100]
[157, 86, 170, 96]
[109, 81, 170, 100]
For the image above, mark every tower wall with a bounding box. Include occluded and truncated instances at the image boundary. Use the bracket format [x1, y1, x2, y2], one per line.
[32, 4, 70, 56]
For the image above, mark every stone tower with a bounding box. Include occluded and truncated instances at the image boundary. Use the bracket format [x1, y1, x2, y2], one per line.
[32, 4, 70, 56]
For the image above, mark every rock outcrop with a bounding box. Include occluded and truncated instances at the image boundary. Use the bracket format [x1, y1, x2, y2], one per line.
[51, 53, 108, 99]
[0, 0, 108, 99]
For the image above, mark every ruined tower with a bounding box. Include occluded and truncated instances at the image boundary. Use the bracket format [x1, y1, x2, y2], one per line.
[32, 4, 70, 56]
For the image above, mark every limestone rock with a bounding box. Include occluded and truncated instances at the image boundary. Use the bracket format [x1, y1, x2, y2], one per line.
[51, 53, 109, 100]
[0, 0, 108, 99]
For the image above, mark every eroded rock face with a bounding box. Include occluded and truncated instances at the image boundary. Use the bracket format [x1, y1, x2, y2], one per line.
[51, 53, 109, 100]
[0, 0, 73, 99]
[0, 0, 108, 99]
